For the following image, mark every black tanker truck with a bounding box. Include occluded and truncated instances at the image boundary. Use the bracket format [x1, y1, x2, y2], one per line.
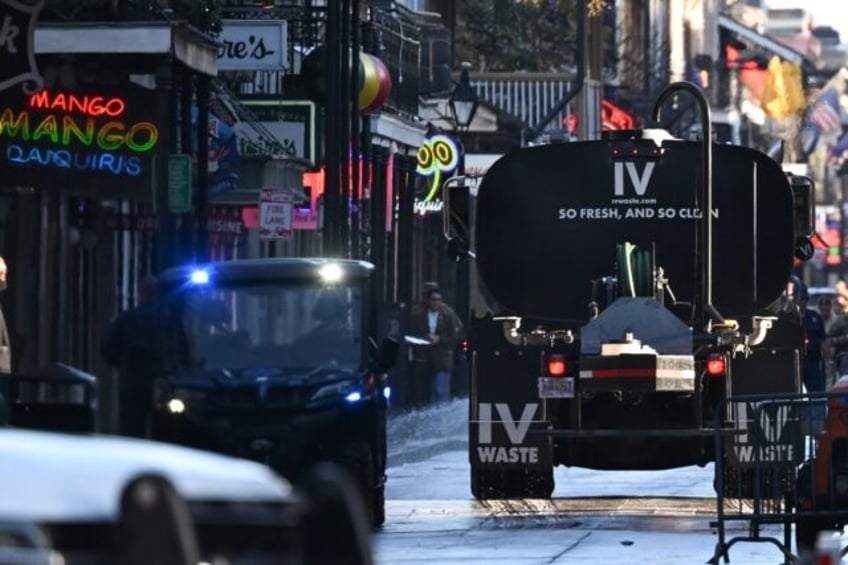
[445, 82, 817, 499]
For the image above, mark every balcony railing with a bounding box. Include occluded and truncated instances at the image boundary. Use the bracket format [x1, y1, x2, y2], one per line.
[466, 72, 576, 133]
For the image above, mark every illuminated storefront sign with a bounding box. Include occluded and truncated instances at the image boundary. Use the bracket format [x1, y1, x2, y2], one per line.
[0, 87, 160, 190]
[563, 99, 635, 134]
[415, 134, 458, 216]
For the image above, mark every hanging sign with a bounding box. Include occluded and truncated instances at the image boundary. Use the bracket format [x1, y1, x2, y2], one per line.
[218, 20, 288, 71]
[258, 188, 293, 240]
[415, 134, 458, 216]
[0, 87, 160, 192]
[563, 99, 635, 133]
[0, 0, 44, 94]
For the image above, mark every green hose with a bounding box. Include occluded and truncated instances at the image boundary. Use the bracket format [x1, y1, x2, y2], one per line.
[616, 242, 653, 298]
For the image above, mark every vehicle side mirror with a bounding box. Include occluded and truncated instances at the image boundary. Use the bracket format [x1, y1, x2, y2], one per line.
[373, 338, 399, 373]
[795, 236, 815, 261]
[789, 174, 814, 239]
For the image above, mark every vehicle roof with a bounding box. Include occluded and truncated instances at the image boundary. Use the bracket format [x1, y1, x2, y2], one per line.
[160, 257, 375, 285]
[0, 429, 293, 522]
[808, 286, 835, 297]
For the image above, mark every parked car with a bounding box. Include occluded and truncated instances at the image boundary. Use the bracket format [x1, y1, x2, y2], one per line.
[0, 427, 374, 564]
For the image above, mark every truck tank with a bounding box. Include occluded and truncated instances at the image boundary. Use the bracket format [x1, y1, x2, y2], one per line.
[460, 101, 812, 497]
[475, 137, 794, 322]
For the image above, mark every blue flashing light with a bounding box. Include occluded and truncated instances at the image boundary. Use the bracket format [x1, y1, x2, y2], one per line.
[383, 386, 392, 400]
[345, 391, 363, 403]
[190, 269, 210, 285]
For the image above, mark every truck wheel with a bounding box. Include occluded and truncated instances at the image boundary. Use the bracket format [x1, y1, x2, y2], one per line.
[337, 440, 379, 528]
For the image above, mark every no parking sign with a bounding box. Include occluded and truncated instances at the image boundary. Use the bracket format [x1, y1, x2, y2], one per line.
[258, 188, 293, 240]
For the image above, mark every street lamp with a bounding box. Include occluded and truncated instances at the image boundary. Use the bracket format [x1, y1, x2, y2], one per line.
[448, 62, 478, 132]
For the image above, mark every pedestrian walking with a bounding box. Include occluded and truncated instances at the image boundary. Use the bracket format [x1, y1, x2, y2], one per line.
[101, 276, 162, 437]
[798, 287, 827, 394]
[408, 286, 461, 406]
[818, 296, 837, 384]
[835, 280, 848, 315]
[0, 257, 13, 376]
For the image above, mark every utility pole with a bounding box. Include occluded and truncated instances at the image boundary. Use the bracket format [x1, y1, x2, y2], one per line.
[577, 6, 603, 140]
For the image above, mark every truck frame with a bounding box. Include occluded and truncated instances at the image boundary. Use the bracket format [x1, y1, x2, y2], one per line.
[444, 82, 816, 499]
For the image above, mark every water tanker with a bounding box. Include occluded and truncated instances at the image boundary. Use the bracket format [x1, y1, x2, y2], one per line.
[445, 83, 816, 499]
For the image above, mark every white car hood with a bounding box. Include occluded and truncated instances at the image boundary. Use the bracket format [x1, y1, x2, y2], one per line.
[0, 429, 293, 522]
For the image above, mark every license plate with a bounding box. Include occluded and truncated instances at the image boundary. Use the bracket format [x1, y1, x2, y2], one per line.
[538, 376, 575, 398]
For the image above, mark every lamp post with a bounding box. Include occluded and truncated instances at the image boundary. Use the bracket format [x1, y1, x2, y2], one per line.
[447, 60, 479, 187]
[446, 62, 478, 399]
[449, 61, 478, 135]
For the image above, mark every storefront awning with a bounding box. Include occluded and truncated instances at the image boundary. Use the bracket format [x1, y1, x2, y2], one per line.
[35, 22, 218, 77]
[717, 14, 807, 66]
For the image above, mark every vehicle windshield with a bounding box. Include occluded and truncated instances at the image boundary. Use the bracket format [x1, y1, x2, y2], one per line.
[164, 282, 364, 373]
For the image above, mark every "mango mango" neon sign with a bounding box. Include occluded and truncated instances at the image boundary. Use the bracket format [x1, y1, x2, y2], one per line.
[0, 89, 159, 177]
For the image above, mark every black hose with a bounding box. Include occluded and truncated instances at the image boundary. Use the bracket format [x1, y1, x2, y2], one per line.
[651, 82, 724, 328]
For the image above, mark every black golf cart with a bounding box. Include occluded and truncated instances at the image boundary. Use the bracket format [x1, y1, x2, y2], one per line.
[149, 257, 398, 527]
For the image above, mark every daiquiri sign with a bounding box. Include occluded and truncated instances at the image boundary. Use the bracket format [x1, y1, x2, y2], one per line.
[0, 87, 160, 192]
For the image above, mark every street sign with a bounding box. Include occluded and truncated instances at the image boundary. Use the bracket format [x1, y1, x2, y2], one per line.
[167, 154, 192, 213]
[151, 154, 192, 213]
[258, 188, 293, 240]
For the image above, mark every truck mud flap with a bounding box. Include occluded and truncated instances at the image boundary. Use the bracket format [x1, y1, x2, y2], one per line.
[470, 401, 552, 469]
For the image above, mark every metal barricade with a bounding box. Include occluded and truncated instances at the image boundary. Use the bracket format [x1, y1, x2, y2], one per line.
[711, 390, 848, 564]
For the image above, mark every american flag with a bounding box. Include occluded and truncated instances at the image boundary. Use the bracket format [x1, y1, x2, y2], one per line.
[806, 87, 843, 133]
[829, 129, 848, 164]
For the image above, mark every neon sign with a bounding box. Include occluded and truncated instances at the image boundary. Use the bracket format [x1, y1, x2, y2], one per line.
[0, 88, 159, 179]
[563, 99, 635, 133]
[600, 99, 634, 131]
[416, 134, 458, 212]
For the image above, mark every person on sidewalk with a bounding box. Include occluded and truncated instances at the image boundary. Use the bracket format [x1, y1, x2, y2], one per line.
[798, 287, 827, 394]
[101, 276, 162, 437]
[408, 287, 461, 405]
[0, 257, 13, 376]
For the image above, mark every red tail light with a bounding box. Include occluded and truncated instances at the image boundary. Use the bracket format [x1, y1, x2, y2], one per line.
[706, 353, 726, 376]
[460, 339, 469, 354]
[547, 355, 566, 377]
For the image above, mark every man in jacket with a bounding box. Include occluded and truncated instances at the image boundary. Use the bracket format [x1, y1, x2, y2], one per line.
[101, 276, 162, 437]
[408, 287, 461, 405]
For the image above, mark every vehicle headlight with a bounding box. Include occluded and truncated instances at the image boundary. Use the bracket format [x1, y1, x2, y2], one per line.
[311, 379, 356, 401]
[158, 387, 206, 413]
[166, 398, 186, 414]
[318, 263, 343, 283]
